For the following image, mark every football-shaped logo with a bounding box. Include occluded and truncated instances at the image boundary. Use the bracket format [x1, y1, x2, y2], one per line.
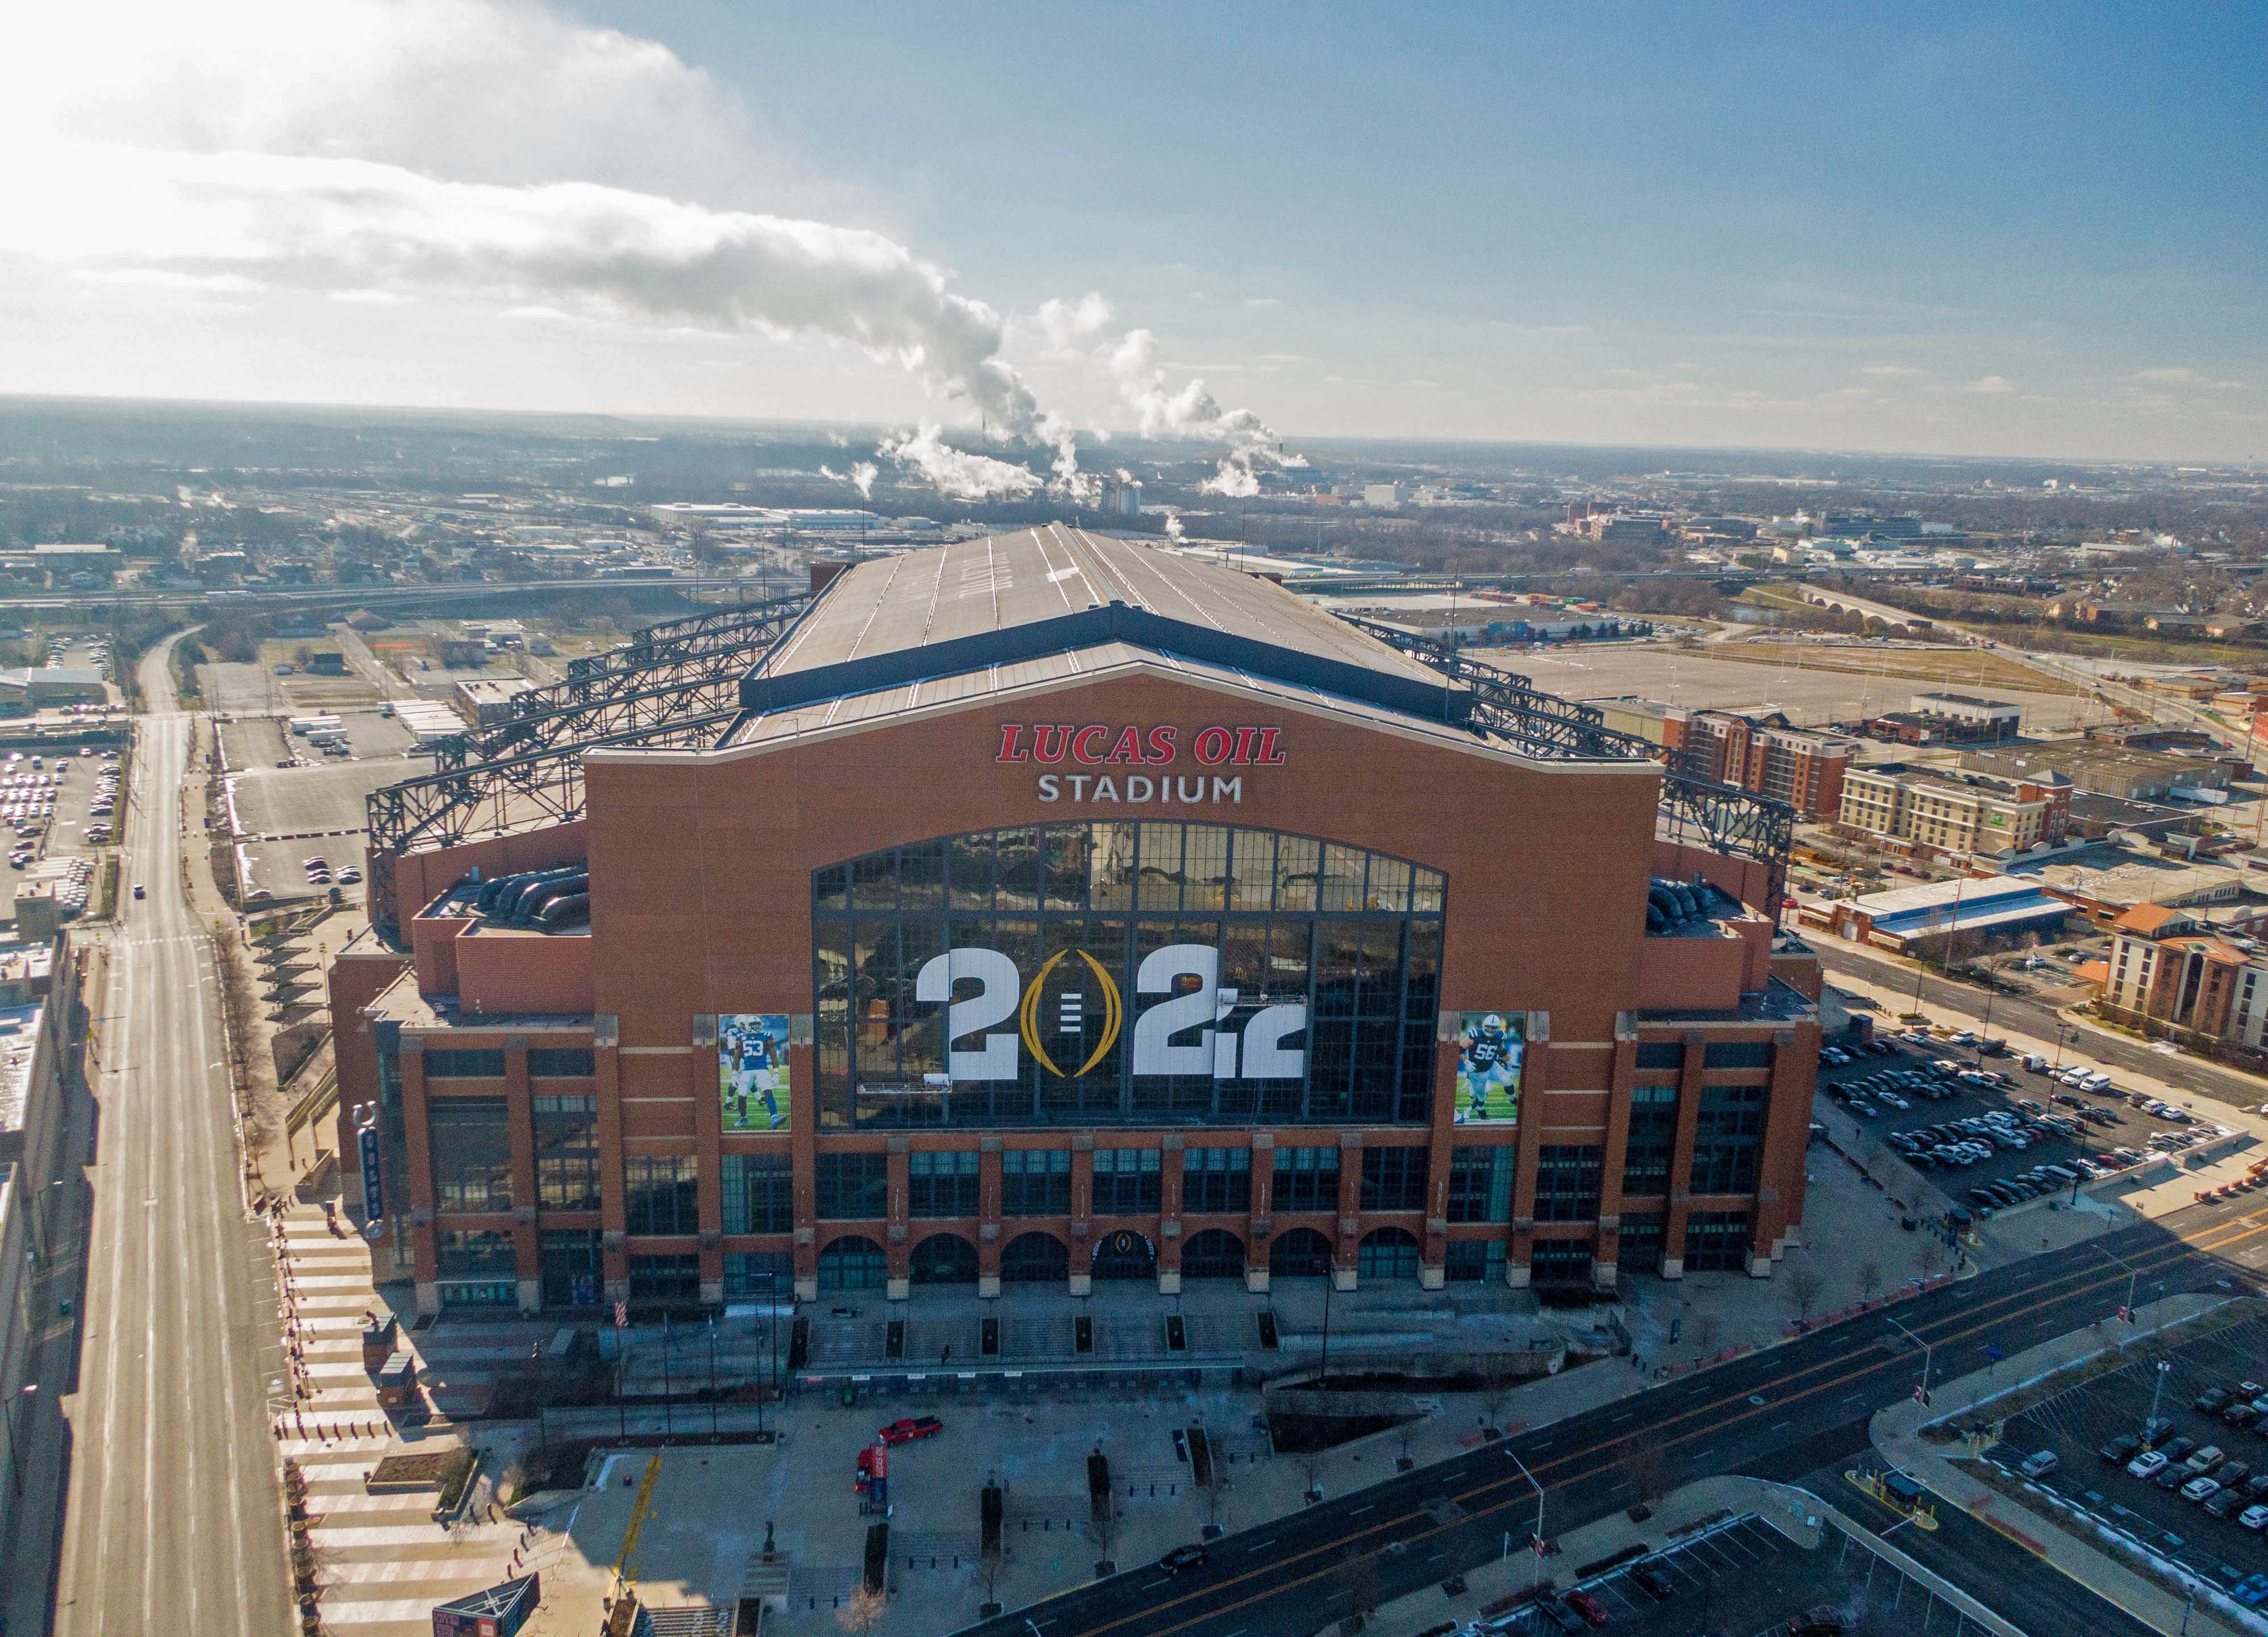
[1017, 948, 1123, 1079]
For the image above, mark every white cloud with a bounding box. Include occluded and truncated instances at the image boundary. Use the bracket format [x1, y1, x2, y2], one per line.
[2131, 367, 2248, 390]
[1963, 375, 2018, 394]
[1861, 364, 1927, 377]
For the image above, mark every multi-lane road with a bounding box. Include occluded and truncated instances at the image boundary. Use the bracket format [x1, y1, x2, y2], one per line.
[966, 1198, 2268, 1637]
[45, 638, 290, 1636]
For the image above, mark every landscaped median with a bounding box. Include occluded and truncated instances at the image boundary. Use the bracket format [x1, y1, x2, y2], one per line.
[1874, 1293, 2263, 1637]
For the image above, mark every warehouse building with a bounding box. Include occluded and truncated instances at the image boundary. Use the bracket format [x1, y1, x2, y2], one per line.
[333, 528, 1815, 1317]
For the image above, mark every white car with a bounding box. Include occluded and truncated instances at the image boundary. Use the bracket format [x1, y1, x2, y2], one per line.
[2130, 1450, 2170, 1478]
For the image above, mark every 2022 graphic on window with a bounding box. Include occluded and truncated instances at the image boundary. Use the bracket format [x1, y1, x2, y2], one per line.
[910, 943, 1305, 1085]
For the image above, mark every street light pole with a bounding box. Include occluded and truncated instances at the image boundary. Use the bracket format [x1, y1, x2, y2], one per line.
[6, 1384, 37, 1495]
[2148, 1359, 2173, 1443]
[1508, 1449, 1545, 1577]
[1886, 1317, 1935, 1408]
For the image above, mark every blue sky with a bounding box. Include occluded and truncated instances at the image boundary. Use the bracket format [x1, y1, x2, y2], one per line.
[2, 1, 2259, 462]
[589, 1, 2266, 457]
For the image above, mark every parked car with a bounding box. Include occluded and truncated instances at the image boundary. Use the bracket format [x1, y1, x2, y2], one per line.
[2131, 1450, 2171, 1479]
[2186, 1445, 2227, 1475]
[2198, 1388, 2234, 1414]
[1562, 1590, 1611, 1628]
[2100, 1434, 2142, 1464]
[2208, 1486, 2251, 1520]
[1627, 1563, 1675, 1601]
[1157, 1543, 1210, 1574]
[2020, 1450, 2060, 1479]
[2242, 1505, 2268, 1532]
[878, 1415, 944, 1446]
[2183, 1476, 2224, 1504]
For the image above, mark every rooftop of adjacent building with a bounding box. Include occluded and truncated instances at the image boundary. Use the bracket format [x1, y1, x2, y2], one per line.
[0, 998, 45, 1138]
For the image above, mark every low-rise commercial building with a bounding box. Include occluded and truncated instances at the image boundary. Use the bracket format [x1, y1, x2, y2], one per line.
[1961, 742, 2231, 803]
[1825, 875, 2068, 953]
[1910, 693, 2021, 738]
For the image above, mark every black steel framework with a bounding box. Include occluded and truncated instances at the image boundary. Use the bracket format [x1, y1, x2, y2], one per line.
[366, 584, 1792, 940]
[368, 595, 811, 931]
[1337, 616, 1794, 904]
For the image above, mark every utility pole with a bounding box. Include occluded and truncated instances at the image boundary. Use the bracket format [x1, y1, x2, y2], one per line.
[1318, 1262, 1335, 1390]
[2148, 1359, 2173, 1443]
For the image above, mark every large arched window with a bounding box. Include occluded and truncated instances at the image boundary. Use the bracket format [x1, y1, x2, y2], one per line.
[818, 1234, 886, 1292]
[812, 823, 1443, 1130]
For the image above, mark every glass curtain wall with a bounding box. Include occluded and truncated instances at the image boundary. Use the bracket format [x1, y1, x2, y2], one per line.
[813, 822, 1444, 1129]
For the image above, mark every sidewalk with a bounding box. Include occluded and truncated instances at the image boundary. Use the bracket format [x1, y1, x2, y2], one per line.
[1872, 1292, 2250, 1637]
[270, 1202, 547, 1637]
[1356, 1473, 2019, 1637]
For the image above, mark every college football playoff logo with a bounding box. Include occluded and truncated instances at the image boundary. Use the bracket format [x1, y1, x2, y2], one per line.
[1018, 949, 1123, 1079]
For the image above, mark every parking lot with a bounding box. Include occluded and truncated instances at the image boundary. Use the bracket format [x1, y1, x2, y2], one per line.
[1816, 1033, 2226, 1220]
[220, 708, 432, 906]
[1468, 1513, 2000, 1635]
[1983, 1312, 2268, 1600]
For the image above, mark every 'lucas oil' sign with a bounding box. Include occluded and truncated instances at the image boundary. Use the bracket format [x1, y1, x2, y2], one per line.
[996, 722, 1283, 807]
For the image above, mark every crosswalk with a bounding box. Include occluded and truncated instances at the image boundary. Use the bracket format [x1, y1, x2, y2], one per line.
[270, 1208, 566, 1637]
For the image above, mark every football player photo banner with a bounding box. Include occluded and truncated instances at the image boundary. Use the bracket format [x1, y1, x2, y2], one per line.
[1453, 1010, 1523, 1124]
[720, 1013, 793, 1131]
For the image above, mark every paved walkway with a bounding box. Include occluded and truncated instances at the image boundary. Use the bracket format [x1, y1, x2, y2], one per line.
[1873, 1291, 2251, 1637]
[272, 1205, 559, 1637]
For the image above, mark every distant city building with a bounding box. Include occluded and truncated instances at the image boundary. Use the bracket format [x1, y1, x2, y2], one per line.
[1836, 763, 2070, 858]
[1586, 701, 1852, 821]
[0, 667, 108, 711]
[1909, 692, 2021, 738]
[1819, 514, 1924, 540]
[1361, 483, 1404, 507]
[1960, 742, 2231, 804]
[1585, 512, 1670, 544]
[454, 676, 535, 727]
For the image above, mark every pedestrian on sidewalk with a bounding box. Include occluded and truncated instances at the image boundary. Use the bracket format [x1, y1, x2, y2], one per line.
[940, 1343, 950, 1367]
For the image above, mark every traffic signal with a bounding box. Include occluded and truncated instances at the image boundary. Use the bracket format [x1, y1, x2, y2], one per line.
[2118, 1305, 2134, 1323]
[1913, 1385, 1931, 1406]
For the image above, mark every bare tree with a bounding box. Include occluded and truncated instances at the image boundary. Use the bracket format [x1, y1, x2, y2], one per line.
[1296, 1450, 1325, 1504]
[1785, 1266, 1826, 1327]
[1395, 1422, 1417, 1471]
[1916, 1239, 1945, 1281]
[1692, 1313, 1723, 1357]
[1201, 1461, 1233, 1534]
[978, 1542, 1006, 1613]
[836, 1583, 887, 1637]
[1481, 1379, 1513, 1436]
[1856, 1259, 1884, 1305]
[1085, 1492, 1119, 1573]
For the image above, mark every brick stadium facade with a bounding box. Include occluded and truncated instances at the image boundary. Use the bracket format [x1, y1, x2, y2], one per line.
[331, 530, 1819, 1316]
